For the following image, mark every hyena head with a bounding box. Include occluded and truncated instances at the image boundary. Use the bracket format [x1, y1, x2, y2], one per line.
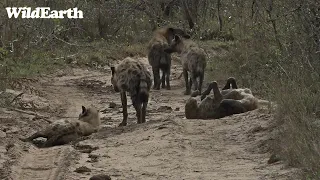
[165, 27, 191, 42]
[79, 106, 100, 127]
[164, 35, 184, 54]
[110, 66, 120, 92]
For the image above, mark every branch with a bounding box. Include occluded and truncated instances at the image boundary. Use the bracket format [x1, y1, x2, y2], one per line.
[10, 92, 24, 104]
[52, 35, 92, 47]
[52, 53, 78, 60]
[8, 107, 49, 119]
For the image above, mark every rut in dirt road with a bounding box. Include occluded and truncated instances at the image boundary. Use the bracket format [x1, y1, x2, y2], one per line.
[12, 146, 73, 180]
[10, 57, 298, 180]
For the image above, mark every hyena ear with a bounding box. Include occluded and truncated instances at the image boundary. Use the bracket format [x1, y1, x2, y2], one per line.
[171, 28, 191, 39]
[174, 35, 180, 42]
[110, 66, 115, 76]
[82, 106, 87, 114]
[167, 27, 174, 35]
[182, 34, 191, 39]
[167, 27, 175, 42]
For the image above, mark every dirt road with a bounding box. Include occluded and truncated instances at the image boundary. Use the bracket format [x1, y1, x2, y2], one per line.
[1, 58, 298, 180]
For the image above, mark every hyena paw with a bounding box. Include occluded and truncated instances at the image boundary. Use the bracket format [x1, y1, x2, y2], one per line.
[152, 85, 160, 90]
[191, 90, 200, 97]
[184, 90, 191, 95]
[118, 122, 127, 127]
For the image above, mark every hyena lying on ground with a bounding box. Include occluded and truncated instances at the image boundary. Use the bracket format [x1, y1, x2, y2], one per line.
[148, 27, 190, 90]
[21, 106, 100, 147]
[165, 35, 207, 95]
[185, 77, 258, 119]
[110, 57, 152, 126]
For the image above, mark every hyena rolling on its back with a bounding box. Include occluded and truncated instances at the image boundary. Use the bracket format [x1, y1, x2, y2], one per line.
[21, 106, 100, 147]
[148, 27, 190, 90]
[185, 77, 258, 119]
[165, 35, 207, 95]
[110, 57, 152, 126]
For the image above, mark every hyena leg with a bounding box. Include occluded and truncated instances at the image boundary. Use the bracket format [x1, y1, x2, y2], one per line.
[199, 72, 204, 94]
[133, 102, 142, 124]
[53, 133, 78, 146]
[230, 77, 238, 89]
[152, 67, 160, 90]
[191, 73, 198, 92]
[161, 69, 166, 89]
[222, 77, 237, 90]
[20, 131, 47, 142]
[119, 92, 128, 126]
[42, 135, 60, 147]
[183, 69, 191, 95]
[42, 134, 70, 148]
[165, 67, 171, 90]
[200, 82, 214, 101]
[141, 101, 148, 123]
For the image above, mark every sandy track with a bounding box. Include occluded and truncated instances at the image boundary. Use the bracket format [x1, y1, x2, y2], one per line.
[12, 146, 72, 180]
[7, 58, 298, 180]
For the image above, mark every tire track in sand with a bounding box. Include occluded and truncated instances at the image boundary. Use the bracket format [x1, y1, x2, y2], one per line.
[12, 146, 73, 180]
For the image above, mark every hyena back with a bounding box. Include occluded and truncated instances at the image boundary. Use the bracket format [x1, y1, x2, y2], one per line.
[21, 106, 100, 147]
[111, 57, 152, 126]
[165, 35, 207, 95]
[148, 27, 190, 90]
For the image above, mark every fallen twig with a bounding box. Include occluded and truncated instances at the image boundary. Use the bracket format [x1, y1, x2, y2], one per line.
[8, 107, 48, 118]
[53, 53, 79, 60]
[52, 34, 92, 47]
[10, 92, 24, 104]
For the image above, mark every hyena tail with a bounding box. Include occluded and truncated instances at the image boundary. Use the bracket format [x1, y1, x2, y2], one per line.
[160, 51, 171, 65]
[197, 63, 205, 76]
[139, 80, 149, 103]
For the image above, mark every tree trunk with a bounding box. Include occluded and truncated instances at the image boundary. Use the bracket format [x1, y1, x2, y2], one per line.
[182, 0, 195, 30]
[217, 0, 223, 31]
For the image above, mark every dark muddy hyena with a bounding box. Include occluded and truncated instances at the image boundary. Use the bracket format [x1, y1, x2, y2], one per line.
[110, 57, 152, 126]
[165, 35, 207, 95]
[148, 27, 190, 90]
[21, 106, 100, 147]
[185, 77, 258, 119]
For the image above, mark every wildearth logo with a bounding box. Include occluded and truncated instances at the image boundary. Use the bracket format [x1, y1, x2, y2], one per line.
[6, 7, 84, 19]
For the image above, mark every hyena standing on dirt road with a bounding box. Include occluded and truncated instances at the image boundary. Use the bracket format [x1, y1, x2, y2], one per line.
[110, 57, 152, 126]
[21, 106, 100, 147]
[165, 35, 207, 95]
[147, 27, 190, 90]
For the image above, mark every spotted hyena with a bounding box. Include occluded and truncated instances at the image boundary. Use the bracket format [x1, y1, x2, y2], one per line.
[185, 77, 258, 119]
[21, 106, 100, 147]
[148, 27, 190, 90]
[110, 57, 152, 126]
[165, 35, 207, 95]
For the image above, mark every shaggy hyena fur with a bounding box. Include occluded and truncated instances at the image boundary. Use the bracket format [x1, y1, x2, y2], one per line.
[185, 77, 258, 119]
[165, 35, 207, 95]
[21, 106, 100, 147]
[110, 57, 152, 126]
[148, 27, 190, 90]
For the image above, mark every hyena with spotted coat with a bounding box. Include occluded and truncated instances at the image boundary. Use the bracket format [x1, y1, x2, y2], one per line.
[148, 27, 190, 90]
[21, 106, 100, 147]
[165, 35, 207, 95]
[110, 57, 152, 126]
[185, 78, 258, 119]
